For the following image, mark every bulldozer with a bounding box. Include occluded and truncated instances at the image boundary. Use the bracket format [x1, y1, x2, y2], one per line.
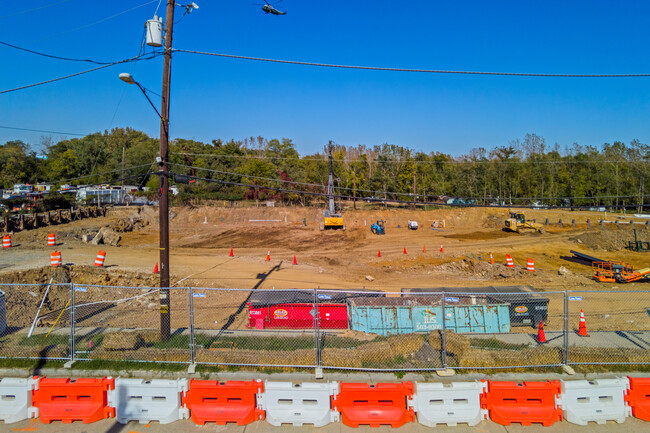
[320, 141, 345, 231]
[504, 212, 544, 234]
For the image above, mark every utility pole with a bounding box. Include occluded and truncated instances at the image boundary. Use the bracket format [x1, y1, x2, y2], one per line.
[121, 146, 125, 193]
[158, 0, 175, 342]
[413, 173, 417, 208]
[353, 167, 356, 210]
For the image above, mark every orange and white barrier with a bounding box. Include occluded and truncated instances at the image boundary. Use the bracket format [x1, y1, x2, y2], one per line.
[2, 235, 11, 248]
[47, 233, 56, 246]
[505, 254, 514, 268]
[94, 251, 106, 267]
[526, 258, 535, 272]
[50, 251, 62, 267]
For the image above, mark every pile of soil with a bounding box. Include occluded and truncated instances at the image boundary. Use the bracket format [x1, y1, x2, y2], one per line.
[0, 265, 158, 287]
[430, 258, 529, 279]
[572, 227, 641, 252]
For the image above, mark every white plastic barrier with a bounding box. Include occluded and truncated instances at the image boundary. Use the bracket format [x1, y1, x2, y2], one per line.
[261, 381, 339, 427]
[0, 377, 38, 424]
[561, 378, 631, 425]
[411, 381, 487, 427]
[109, 378, 189, 425]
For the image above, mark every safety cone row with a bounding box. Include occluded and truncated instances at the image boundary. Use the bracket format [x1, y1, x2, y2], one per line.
[578, 309, 589, 337]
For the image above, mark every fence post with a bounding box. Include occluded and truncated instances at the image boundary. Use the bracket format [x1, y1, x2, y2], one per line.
[441, 293, 447, 369]
[563, 290, 569, 366]
[188, 286, 196, 373]
[66, 283, 76, 368]
[314, 288, 323, 379]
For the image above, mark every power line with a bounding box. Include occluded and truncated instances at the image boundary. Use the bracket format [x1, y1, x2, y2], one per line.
[0, 52, 161, 95]
[0, 40, 118, 65]
[0, 0, 73, 19]
[0, 125, 86, 136]
[170, 152, 650, 165]
[174, 48, 650, 78]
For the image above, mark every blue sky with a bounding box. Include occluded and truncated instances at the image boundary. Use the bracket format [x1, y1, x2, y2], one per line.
[1, 0, 649, 156]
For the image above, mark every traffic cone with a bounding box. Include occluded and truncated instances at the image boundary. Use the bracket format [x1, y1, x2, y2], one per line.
[403, 247, 407, 254]
[229, 248, 234, 257]
[440, 244, 443, 253]
[423, 245, 426, 253]
[490, 253, 494, 265]
[265, 250, 270, 261]
[537, 320, 547, 343]
[153, 262, 159, 274]
[578, 309, 589, 337]
[293, 255, 297, 265]
[378, 250, 381, 258]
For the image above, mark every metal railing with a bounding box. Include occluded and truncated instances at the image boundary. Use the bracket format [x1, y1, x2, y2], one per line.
[0, 284, 648, 371]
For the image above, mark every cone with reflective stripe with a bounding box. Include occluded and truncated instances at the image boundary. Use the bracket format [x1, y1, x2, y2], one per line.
[293, 255, 297, 265]
[440, 244, 443, 253]
[578, 309, 589, 337]
[229, 248, 234, 257]
[537, 320, 547, 343]
[403, 247, 407, 254]
[490, 253, 494, 265]
[47, 233, 56, 246]
[154, 262, 159, 274]
[94, 250, 106, 267]
[265, 250, 270, 261]
[526, 258, 535, 272]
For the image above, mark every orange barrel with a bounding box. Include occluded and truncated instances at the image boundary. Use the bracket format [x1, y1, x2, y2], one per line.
[94, 251, 106, 267]
[2, 235, 11, 248]
[50, 251, 62, 267]
[47, 233, 56, 246]
[526, 258, 535, 272]
[505, 254, 515, 268]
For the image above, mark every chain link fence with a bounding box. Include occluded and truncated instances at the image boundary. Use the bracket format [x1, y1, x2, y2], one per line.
[0, 284, 648, 371]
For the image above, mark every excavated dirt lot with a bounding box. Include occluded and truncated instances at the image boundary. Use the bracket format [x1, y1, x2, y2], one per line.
[0, 204, 648, 364]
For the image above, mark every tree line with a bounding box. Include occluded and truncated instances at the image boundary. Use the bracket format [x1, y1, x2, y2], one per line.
[1, 129, 648, 209]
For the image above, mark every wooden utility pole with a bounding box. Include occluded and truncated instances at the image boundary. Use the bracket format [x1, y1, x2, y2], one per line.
[353, 168, 356, 209]
[413, 173, 417, 208]
[121, 147, 125, 192]
[158, 0, 175, 342]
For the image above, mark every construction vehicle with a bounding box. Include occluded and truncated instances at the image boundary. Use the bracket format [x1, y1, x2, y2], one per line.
[407, 220, 418, 230]
[570, 250, 650, 283]
[371, 219, 385, 235]
[504, 212, 544, 234]
[320, 141, 345, 231]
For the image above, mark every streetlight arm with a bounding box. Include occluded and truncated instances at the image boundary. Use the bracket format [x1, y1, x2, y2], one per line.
[134, 82, 163, 121]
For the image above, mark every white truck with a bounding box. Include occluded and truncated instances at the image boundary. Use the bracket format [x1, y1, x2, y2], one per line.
[407, 220, 418, 230]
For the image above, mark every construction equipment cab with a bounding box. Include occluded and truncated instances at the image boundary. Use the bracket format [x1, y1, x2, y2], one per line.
[371, 219, 385, 235]
[504, 212, 544, 234]
[322, 209, 345, 230]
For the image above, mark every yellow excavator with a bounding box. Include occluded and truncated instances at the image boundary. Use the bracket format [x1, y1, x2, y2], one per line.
[504, 212, 544, 234]
[320, 141, 345, 231]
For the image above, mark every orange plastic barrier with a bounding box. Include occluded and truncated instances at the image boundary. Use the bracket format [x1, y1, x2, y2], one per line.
[626, 377, 650, 421]
[32, 377, 115, 424]
[183, 380, 264, 425]
[2, 235, 11, 248]
[48, 233, 56, 246]
[481, 380, 562, 426]
[331, 382, 415, 428]
[94, 250, 106, 267]
[50, 251, 62, 267]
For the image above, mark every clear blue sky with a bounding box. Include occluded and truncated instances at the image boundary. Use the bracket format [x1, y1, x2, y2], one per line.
[1, 0, 649, 156]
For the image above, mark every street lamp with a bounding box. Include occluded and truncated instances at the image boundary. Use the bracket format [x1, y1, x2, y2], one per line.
[119, 69, 172, 342]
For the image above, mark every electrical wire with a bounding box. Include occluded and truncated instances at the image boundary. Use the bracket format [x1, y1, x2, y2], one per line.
[0, 40, 116, 65]
[173, 48, 650, 78]
[0, 52, 162, 95]
[169, 152, 650, 165]
[0, 0, 73, 19]
[0, 125, 86, 136]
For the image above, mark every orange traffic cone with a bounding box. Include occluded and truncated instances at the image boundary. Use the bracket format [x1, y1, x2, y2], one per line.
[293, 255, 297, 265]
[265, 250, 270, 261]
[229, 248, 234, 257]
[403, 247, 407, 254]
[423, 245, 426, 253]
[490, 253, 494, 265]
[153, 262, 159, 274]
[378, 250, 381, 258]
[537, 320, 547, 343]
[440, 245, 443, 253]
[578, 309, 589, 337]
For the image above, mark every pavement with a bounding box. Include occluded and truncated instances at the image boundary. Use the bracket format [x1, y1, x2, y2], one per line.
[6, 416, 647, 433]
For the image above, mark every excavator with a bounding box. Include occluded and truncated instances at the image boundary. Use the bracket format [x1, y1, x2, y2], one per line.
[320, 141, 345, 231]
[504, 212, 545, 234]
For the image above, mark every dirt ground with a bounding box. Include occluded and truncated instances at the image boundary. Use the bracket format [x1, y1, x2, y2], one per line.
[0, 204, 648, 338]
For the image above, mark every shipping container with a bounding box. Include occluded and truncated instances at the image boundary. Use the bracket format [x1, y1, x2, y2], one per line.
[246, 290, 385, 330]
[347, 296, 510, 336]
[401, 286, 550, 328]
